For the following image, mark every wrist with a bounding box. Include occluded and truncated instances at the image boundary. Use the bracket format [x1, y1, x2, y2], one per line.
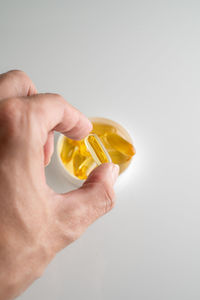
[0, 238, 50, 300]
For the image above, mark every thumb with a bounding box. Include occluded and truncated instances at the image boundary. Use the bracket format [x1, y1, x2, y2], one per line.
[54, 163, 119, 250]
[81, 162, 119, 218]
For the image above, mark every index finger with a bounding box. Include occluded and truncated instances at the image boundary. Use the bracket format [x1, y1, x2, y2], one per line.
[27, 93, 92, 142]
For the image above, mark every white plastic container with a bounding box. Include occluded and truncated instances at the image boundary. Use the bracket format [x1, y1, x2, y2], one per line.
[56, 117, 135, 188]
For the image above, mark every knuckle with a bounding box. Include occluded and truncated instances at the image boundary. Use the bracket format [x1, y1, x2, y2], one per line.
[4, 70, 29, 86]
[9, 69, 27, 80]
[92, 181, 115, 214]
[52, 93, 65, 103]
[0, 98, 25, 137]
[53, 93, 61, 98]
[103, 184, 115, 212]
[54, 93, 63, 99]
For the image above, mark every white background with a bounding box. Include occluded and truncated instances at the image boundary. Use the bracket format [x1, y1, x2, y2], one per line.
[1, 1, 200, 299]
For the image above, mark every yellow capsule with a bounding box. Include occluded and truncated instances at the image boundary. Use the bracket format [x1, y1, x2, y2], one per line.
[92, 123, 116, 136]
[67, 139, 91, 157]
[69, 139, 82, 148]
[79, 140, 91, 157]
[76, 157, 96, 180]
[106, 133, 136, 157]
[108, 149, 131, 165]
[73, 150, 87, 177]
[99, 135, 114, 151]
[60, 137, 75, 164]
[84, 134, 112, 166]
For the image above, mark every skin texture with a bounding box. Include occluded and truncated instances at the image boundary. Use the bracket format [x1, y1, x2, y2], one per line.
[0, 70, 119, 300]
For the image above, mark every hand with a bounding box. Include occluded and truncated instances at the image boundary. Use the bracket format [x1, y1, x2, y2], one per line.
[0, 70, 119, 300]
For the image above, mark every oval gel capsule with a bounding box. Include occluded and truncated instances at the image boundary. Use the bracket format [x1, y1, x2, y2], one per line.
[84, 134, 112, 166]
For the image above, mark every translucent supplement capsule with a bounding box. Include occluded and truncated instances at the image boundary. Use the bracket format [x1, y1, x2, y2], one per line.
[84, 134, 112, 166]
[73, 150, 87, 179]
[92, 123, 116, 136]
[68, 139, 80, 146]
[106, 133, 136, 157]
[79, 140, 91, 157]
[76, 157, 96, 180]
[108, 149, 130, 165]
[60, 137, 75, 164]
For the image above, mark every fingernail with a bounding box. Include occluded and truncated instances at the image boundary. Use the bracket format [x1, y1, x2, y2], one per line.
[87, 120, 93, 132]
[112, 164, 119, 184]
[45, 159, 50, 167]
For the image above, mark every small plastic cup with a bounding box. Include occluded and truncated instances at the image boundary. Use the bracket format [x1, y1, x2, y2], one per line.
[56, 117, 135, 188]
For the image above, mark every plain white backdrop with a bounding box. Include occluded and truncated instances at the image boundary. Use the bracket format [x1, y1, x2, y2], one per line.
[1, 1, 200, 299]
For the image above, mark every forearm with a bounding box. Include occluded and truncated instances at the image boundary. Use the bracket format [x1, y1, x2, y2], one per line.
[0, 247, 21, 300]
[0, 241, 48, 300]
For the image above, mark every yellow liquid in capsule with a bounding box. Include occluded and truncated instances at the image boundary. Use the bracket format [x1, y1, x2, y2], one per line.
[85, 134, 111, 165]
[59, 121, 136, 180]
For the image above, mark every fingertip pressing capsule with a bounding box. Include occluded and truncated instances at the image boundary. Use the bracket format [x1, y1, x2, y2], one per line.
[84, 133, 112, 166]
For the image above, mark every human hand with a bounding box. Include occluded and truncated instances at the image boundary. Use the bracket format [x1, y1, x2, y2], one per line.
[0, 70, 119, 300]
